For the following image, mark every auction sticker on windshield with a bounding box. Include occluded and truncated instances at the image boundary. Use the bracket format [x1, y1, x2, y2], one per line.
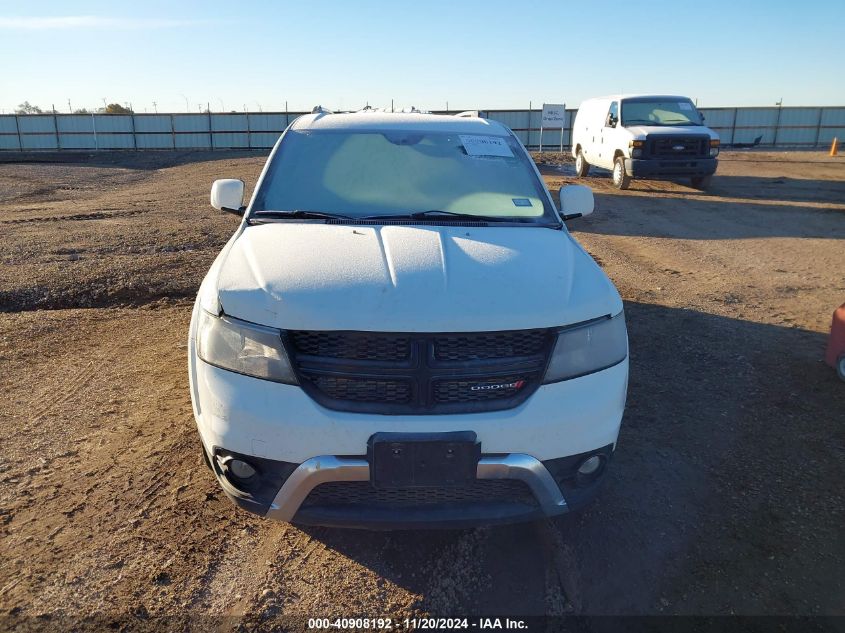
[459, 135, 514, 158]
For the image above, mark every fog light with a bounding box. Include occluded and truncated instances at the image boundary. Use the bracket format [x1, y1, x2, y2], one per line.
[229, 459, 257, 480]
[578, 455, 602, 476]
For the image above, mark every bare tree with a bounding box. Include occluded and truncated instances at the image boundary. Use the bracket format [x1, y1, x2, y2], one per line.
[15, 101, 43, 114]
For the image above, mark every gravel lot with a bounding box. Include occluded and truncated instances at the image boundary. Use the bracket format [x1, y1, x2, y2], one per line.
[1, 150, 843, 629]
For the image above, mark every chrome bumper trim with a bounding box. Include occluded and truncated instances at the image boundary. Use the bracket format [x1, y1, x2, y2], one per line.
[264, 453, 567, 522]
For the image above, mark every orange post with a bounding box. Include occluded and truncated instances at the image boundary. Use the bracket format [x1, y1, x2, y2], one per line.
[831, 137, 839, 156]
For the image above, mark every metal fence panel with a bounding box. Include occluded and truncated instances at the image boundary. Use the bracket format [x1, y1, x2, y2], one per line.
[97, 134, 135, 149]
[2, 106, 843, 152]
[821, 108, 845, 125]
[175, 133, 211, 149]
[172, 115, 210, 132]
[0, 135, 20, 149]
[135, 133, 174, 149]
[20, 134, 58, 150]
[211, 114, 248, 131]
[0, 116, 20, 133]
[212, 132, 250, 149]
[57, 116, 94, 133]
[249, 132, 282, 148]
[60, 134, 97, 149]
[93, 115, 132, 133]
[17, 116, 56, 133]
[134, 115, 172, 133]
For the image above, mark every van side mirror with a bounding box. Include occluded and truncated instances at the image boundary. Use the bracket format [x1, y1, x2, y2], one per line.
[559, 185, 594, 221]
[606, 115, 617, 128]
[210, 179, 246, 216]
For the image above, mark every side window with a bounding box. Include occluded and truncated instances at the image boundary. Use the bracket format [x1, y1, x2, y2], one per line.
[606, 102, 619, 127]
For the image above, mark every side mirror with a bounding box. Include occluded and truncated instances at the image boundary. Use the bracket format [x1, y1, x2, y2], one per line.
[559, 185, 594, 221]
[210, 179, 245, 216]
[606, 115, 617, 128]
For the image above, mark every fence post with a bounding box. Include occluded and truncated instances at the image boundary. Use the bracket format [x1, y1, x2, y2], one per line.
[814, 107, 824, 148]
[246, 111, 252, 150]
[130, 113, 138, 151]
[170, 114, 176, 150]
[92, 113, 98, 151]
[53, 112, 61, 150]
[731, 107, 738, 146]
[208, 106, 213, 150]
[14, 114, 22, 151]
[773, 104, 782, 147]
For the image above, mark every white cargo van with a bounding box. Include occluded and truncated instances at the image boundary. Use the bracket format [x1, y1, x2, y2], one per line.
[189, 109, 628, 529]
[572, 95, 720, 190]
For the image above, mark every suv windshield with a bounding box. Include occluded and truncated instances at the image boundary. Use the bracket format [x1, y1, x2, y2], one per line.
[251, 130, 556, 223]
[621, 98, 703, 126]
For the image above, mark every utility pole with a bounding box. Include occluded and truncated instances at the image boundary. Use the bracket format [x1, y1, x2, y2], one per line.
[152, 101, 157, 113]
[774, 98, 783, 147]
[67, 99, 72, 113]
[181, 94, 189, 112]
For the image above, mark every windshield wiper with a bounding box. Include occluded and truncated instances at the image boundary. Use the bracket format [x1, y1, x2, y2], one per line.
[360, 210, 516, 223]
[249, 209, 357, 222]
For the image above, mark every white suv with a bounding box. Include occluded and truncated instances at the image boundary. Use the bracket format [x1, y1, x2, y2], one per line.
[572, 94, 720, 190]
[189, 109, 628, 528]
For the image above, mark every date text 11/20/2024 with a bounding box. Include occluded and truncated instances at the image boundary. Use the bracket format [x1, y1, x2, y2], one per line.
[307, 618, 528, 630]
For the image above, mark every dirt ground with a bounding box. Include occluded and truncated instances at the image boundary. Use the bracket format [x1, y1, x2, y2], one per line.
[0, 149, 843, 630]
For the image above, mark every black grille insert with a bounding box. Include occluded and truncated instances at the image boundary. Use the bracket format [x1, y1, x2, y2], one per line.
[288, 329, 554, 414]
[289, 331, 411, 361]
[434, 329, 548, 361]
[305, 375, 411, 404]
[301, 479, 537, 508]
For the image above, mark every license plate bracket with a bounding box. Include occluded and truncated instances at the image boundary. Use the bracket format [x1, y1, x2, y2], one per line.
[367, 431, 480, 489]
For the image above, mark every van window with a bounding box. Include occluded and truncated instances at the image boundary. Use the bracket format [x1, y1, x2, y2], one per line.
[621, 98, 703, 126]
[607, 102, 618, 126]
[253, 130, 557, 223]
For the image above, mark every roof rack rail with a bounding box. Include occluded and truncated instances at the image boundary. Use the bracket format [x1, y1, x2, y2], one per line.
[311, 105, 333, 114]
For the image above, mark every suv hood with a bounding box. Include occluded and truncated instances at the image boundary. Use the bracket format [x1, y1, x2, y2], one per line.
[627, 124, 719, 139]
[215, 223, 621, 332]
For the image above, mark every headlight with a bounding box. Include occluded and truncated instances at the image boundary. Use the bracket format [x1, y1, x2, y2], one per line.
[542, 311, 627, 383]
[709, 139, 720, 157]
[196, 311, 298, 384]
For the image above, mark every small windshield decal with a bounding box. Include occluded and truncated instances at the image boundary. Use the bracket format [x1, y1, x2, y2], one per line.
[512, 198, 532, 207]
[459, 135, 514, 158]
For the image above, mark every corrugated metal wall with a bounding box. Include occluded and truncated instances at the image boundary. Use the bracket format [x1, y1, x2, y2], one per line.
[1, 107, 843, 151]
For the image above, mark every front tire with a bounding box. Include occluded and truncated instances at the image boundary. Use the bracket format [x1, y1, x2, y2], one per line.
[612, 156, 630, 190]
[691, 174, 713, 190]
[575, 149, 590, 177]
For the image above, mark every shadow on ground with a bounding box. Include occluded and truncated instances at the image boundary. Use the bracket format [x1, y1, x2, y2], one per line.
[297, 302, 844, 615]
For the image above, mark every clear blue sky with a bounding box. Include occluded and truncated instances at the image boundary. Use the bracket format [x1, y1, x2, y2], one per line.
[1, 0, 842, 114]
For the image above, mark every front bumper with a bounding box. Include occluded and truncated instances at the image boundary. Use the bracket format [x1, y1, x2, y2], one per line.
[209, 448, 612, 529]
[625, 157, 717, 177]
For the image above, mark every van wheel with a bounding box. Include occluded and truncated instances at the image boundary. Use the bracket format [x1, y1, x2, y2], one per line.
[691, 175, 713, 190]
[575, 150, 590, 177]
[612, 157, 630, 190]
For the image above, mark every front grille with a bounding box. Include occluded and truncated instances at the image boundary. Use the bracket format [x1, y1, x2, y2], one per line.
[306, 375, 411, 404]
[434, 330, 548, 361]
[647, 136, 708, 158]
[301, 479, 538, 508]
[287, 329, 554, 414]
